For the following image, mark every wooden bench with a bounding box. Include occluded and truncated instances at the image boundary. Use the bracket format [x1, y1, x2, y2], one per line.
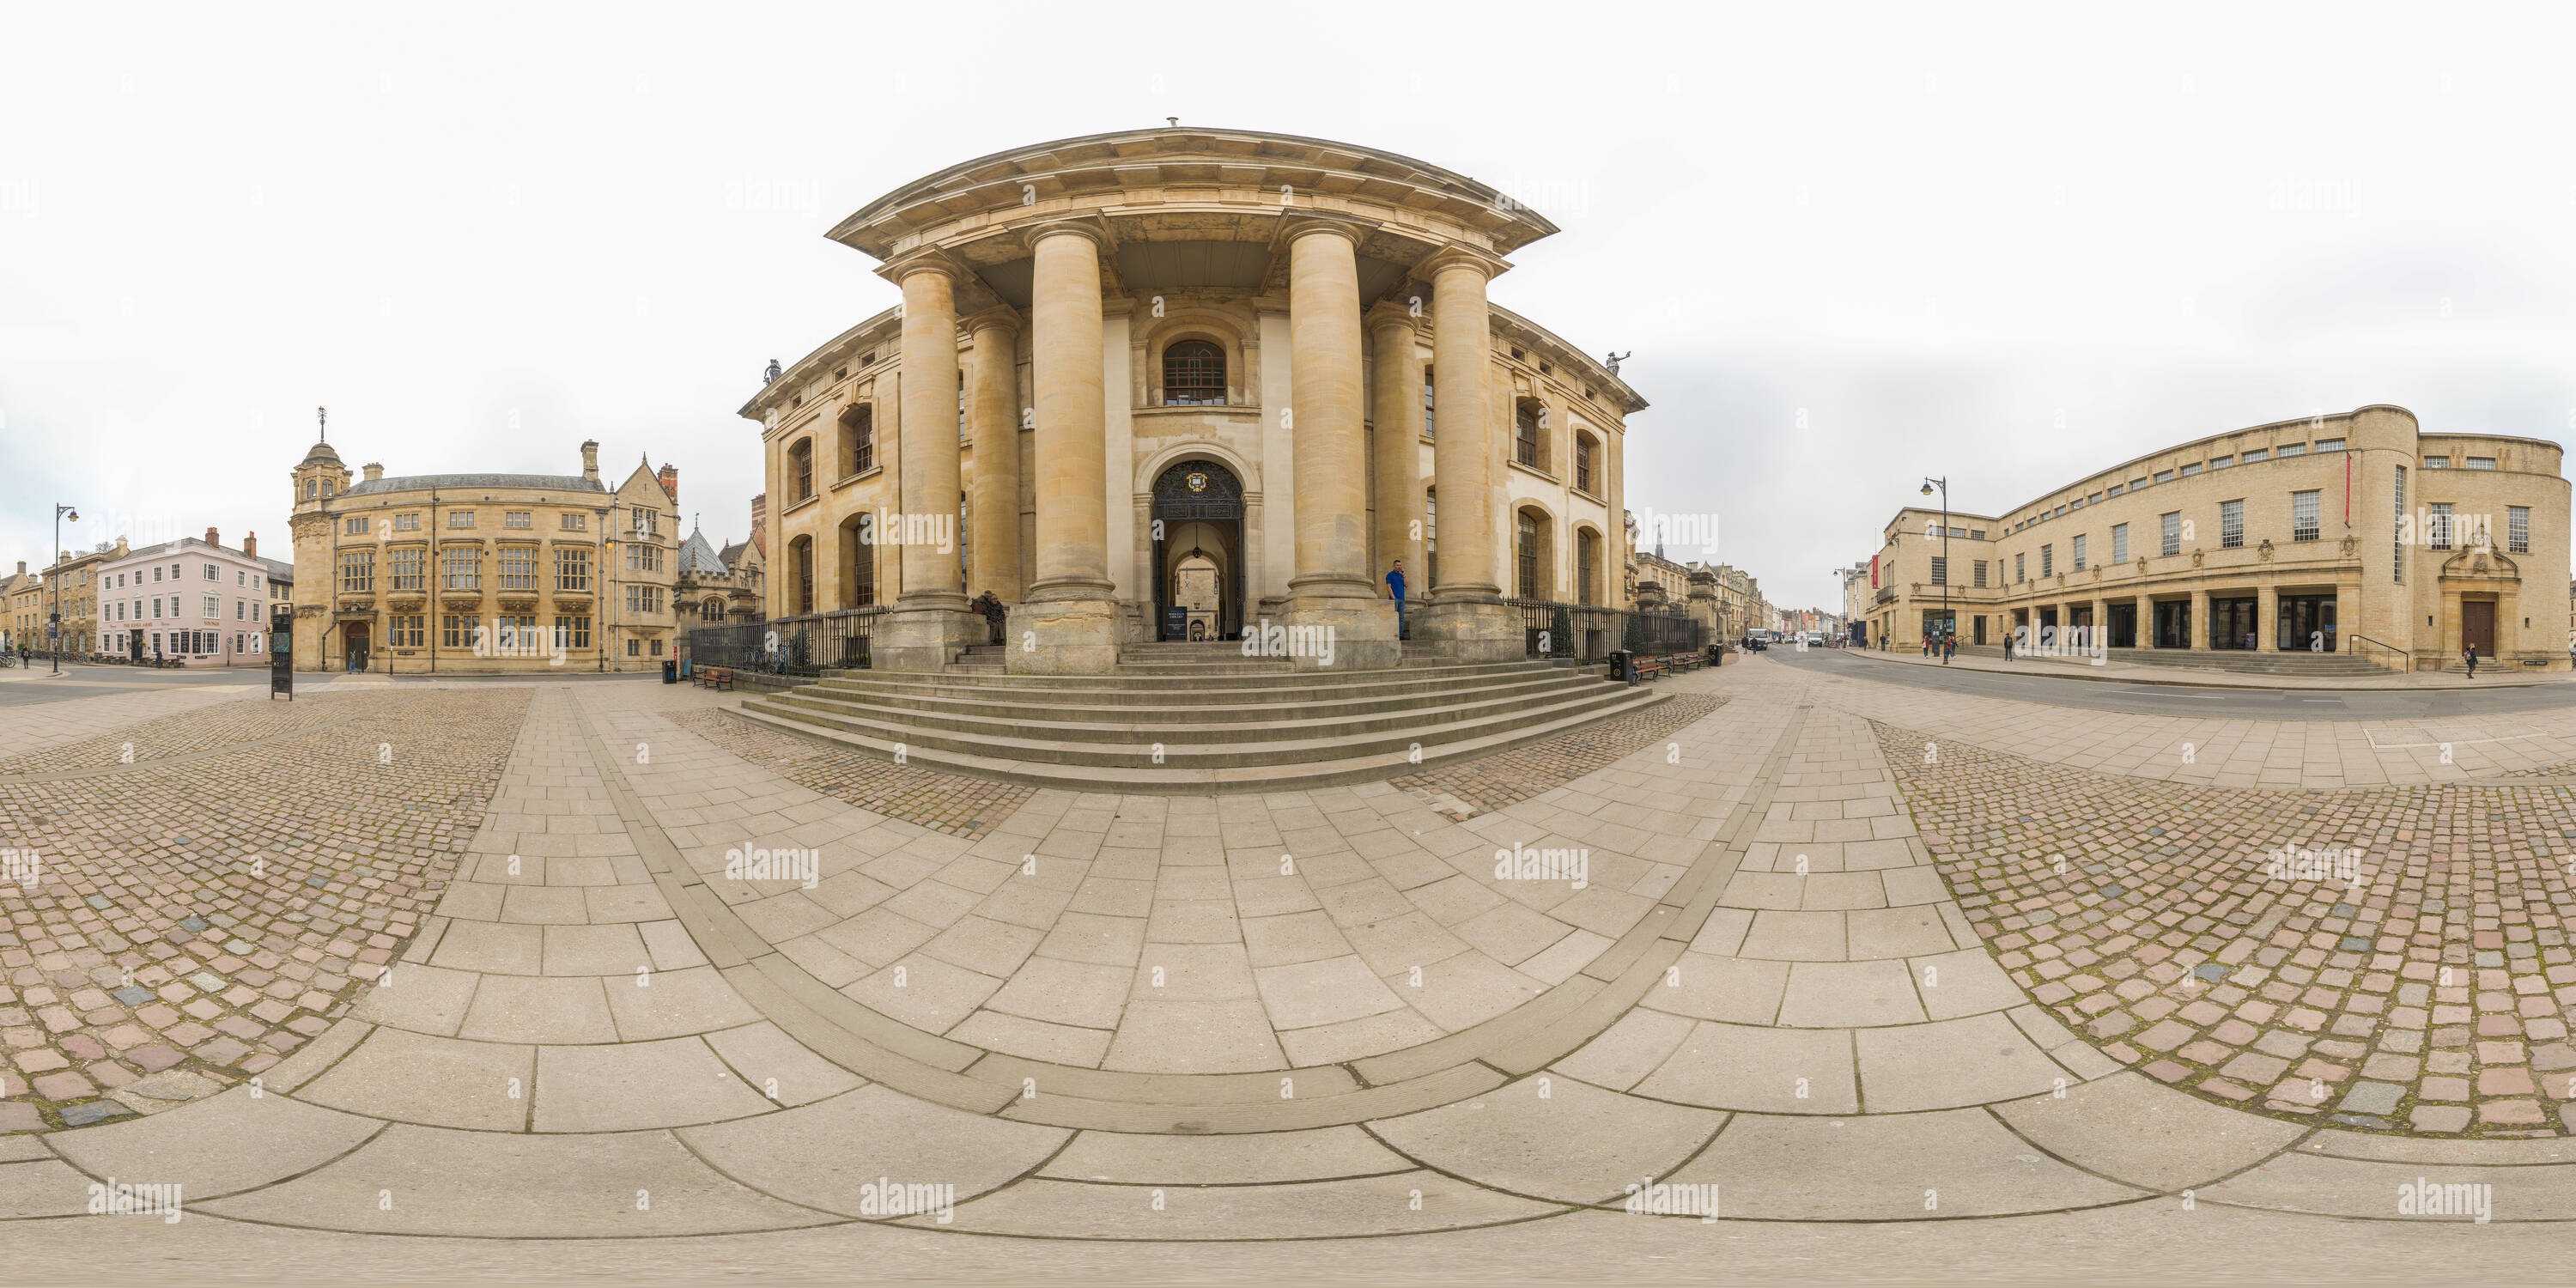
[1627, 652, 1707, 683]
[696, 666, 735, 692]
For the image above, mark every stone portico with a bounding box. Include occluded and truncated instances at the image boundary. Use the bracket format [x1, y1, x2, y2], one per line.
[744, 127, 1644, 674]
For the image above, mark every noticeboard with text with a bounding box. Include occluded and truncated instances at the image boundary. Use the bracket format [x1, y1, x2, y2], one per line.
[270, 608, 294, 698]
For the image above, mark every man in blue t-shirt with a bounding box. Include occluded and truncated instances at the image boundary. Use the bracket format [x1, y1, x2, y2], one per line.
[1386, 561, 1407, 639]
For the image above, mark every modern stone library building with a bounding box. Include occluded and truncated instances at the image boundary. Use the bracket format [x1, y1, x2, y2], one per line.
[1866, 405, 2571, 671]
[742, 126, 1645, 674]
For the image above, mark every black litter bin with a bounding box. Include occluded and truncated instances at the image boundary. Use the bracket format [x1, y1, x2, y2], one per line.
[661, 659, 677, 684]
[1610, 649, 1635, 683]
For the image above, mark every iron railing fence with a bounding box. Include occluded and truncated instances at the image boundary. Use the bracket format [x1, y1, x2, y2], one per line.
[1504, 598, 1704, 660]
[686, 607, 885, 677]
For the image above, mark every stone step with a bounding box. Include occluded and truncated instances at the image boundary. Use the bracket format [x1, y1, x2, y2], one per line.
[759, 672, 1612, 745]
[819, 659, 1558, 696]
[797, 669, 1595, 725]
[740, 679, 1649, 770]
[730, 684, 1667, 793]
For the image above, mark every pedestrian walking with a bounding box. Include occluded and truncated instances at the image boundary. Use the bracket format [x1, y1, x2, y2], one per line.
[1385, 560, 1407, 641]
[2464, 642, 2478, 678]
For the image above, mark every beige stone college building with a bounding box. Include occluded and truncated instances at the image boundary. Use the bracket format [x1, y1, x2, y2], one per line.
[1866, 405, 2571, 671]
[743, 126, 1645, 673]
[288, 437, 687, 673]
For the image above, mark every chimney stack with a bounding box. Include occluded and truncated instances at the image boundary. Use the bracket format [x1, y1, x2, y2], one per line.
[205, 526, 220, 547]
[363, 462, 384, 482]
[580, 440, 600, 482]
[749, 492, 768, 556]
[243, 532, 258, 560]
[13, 561, 22, 576]
[659, 462, 678, 505]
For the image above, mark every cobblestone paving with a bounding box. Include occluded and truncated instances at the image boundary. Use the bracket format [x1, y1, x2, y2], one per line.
[668, 708, 1034, 839]
[0, 689, 526, 1132]
[1391, 693, 1724, 818]
[0, 690, 418, 775]
[1876, 721, 2576, 1137]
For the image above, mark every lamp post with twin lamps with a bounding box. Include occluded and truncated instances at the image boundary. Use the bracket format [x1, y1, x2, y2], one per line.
[1918, 478, 1949, 664]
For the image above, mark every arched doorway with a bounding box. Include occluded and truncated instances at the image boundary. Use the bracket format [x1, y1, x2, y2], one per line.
[1151, 458, 1243, 641]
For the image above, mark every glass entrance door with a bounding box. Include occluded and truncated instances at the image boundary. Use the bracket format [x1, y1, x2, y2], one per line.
[2209, 597, 2257, 649]
[2153, 600, 2191, 648]
[2277, 594, 2337, 653]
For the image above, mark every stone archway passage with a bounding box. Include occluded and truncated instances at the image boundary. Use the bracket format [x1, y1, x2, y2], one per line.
[1150, 458, 1243, 641]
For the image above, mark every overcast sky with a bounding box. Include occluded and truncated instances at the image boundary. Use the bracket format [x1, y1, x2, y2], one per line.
[4, 3, 2572, 612]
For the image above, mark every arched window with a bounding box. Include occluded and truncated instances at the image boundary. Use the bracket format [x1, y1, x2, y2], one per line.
[788, 438, 815, 502]
[1163, 340, 1226, 406]
[789, 536, 814, 614]
[702, 597, 725, 622]
[841, 404, 873, 476]
[1577, 530, 1599, 605]
[1516, 510, 1541, 599]
[305, 478, 317, 500]
[1514, 400, 1546, 469]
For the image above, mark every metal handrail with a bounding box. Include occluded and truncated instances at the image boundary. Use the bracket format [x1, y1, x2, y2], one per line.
[2346, 634, 2409, 669]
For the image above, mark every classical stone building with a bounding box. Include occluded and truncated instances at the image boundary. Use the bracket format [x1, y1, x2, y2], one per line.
[2, 562, 40, 653]
[1866, 405, 2571, 670]
[288, 436, 683, 672]
[40, 540, 126, 656]
[742, 126, 1645, 673]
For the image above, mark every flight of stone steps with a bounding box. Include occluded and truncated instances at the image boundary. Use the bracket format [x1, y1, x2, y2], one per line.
[732, 640, 1668, 793]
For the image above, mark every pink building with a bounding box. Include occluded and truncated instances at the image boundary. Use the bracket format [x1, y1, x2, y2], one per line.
[94, 528, 294, 666]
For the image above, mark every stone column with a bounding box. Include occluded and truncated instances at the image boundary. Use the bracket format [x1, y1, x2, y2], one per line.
[2188, 587, 2210, 651]
[1368, 305, 1422, 627]
[2089, 597, 2108, 659]
[1009, 225, 1120, 673]
[875, 262, 981, 671]
[2256, 583, 2277, 652]
[1278, 224, 1397, 671]
[1417, 251, 1517, 660]
[968, 313, 1021, 604]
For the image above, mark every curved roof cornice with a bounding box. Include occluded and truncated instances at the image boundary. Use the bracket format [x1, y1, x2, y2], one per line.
[826, 126, 1560, 261]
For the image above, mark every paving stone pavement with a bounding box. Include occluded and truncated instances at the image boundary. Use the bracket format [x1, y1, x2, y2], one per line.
[0, 689, 524, 1132]
[10, 658, 2576, 1259]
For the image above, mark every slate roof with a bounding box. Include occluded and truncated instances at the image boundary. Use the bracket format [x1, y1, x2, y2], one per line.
[677, 529, 729, 575]
[345, 474, 605, 497]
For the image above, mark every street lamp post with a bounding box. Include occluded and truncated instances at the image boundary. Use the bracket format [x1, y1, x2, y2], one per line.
[1919, 477, 1949, 665]
[50, 503, 78, 674]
